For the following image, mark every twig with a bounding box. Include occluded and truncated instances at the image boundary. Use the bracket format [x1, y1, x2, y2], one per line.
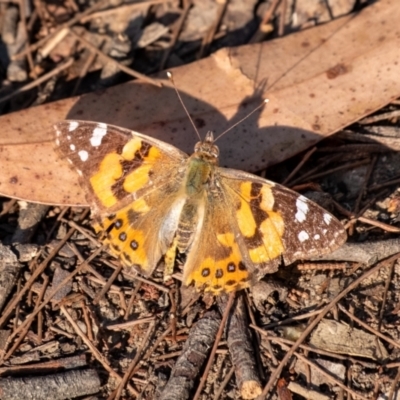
[256, 332, 368, 400]
[378, 260, 395, 331]
[114, 320, 155, 400]
[0, 58, 74, 104]
[388, 367, 400, 400]
[277, 0, 287, 36]
[337, 303, 400, 350]
[0, 216, 79, 329]
[61, 305, 139, 397]
[11, 0, 109, 60]
[213, 365, 235, 400]
[93, 263, 123, 304]
[249, 0, 280, 43]
[1, 246, 101, 361]
[68, 28, 161, 87]
[260, 252, 400, 397]
[159, 0, 192, 70]
[282, 146, 317, 185]
[198, 0, 228, 59]
[81, 0, 176, 22]
[71, 40, 104, 96]
[193, 291, 235, 400]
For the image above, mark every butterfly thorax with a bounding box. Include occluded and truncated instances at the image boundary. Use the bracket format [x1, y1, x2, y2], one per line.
[185, 131, 219, 197]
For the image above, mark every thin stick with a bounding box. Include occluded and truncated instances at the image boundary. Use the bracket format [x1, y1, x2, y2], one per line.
[167, 71, 201, 140]
[0, 216, 78, 328]
[0, 58, 74, 104]
[193, 291, 236, 400]
[93, 263, 123, 305]
[114, 320, 156, 400]
[213, 365, 235, 400]
[198, 0, 228, 59]
[71, 40, 103, 96]
[61, 305, 139, 397]
[0, 246, 101, 360]
[337, 303, 400, 350]
[159, 0, 192, 70]
[282, 146, 317, 185]
[378, 260, 394, 331]
[388, 367, 400, 400]
[257, 334, 369, 400]
[260, 251, 400, 397]
[11, 0, 109, 60]
[69, 28, 161, 87]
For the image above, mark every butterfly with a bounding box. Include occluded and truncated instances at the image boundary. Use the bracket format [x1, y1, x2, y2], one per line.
[54, 120, 346, 294]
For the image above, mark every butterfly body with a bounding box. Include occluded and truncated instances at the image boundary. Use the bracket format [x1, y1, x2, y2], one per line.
[55, 120, 347, 294]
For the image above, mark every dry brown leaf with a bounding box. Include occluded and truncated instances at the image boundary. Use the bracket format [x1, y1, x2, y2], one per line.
[0, 0, 399, 205]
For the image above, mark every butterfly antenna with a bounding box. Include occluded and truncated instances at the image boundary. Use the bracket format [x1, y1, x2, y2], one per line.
[167, 71, 202, 141]
[214, 98, 269, 142]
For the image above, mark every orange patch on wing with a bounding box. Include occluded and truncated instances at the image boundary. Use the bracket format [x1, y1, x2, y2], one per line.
[121, 137, 142, 159]
[237, 198, 257, 237]
[94, 204, 150, 273]
[237, 182, 285, 264]
[187, 233, 250, 294]
[90, 152, 122, 207]
[249, 212, 284, 262]
[123, 144, 162, 194]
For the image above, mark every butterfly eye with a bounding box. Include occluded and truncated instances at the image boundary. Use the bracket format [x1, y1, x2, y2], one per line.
[210, 145, 219, 158]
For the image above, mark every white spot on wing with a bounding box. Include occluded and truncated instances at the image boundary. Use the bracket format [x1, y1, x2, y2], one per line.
[78, 150, 88, 161]
[324, 213, 332, 225]
[67, 135, 71, 140]
[298, 231, 309, 242]
[314, 234, 320, 240]
[69, 121, 79, 132]
[90, 123, 107, 147]
[295, 196, 309, 223]
[70, 144, 75, 151]
[55, 138, 60, 146]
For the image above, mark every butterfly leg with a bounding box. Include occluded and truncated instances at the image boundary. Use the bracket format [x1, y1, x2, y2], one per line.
[164, 236, 179, 280]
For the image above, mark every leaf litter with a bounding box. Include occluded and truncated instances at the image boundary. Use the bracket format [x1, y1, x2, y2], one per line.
[1, 0, 400, 399]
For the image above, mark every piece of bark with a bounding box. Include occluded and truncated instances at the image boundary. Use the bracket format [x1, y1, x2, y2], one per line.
[0, 354, 87, 376]
[11, 202, 49, 244]
[0, 368, 100, 400]
[309, 319, 389, 361]
[312, 239, 400, 265]
[287, 381, 330, 400]
[294, 358, 346, 386]
[1, 6, 19, 45]
[159, 310, 221, 400]
[0, 244, 21, 312]
[46, 266, 73, 302]
[6, 21, 28, 82]
[217, 294, 262, 399]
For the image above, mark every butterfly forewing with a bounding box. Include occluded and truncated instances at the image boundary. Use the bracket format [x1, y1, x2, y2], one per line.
[55, 121, 187, 213]
[220, 168, 347, 279]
